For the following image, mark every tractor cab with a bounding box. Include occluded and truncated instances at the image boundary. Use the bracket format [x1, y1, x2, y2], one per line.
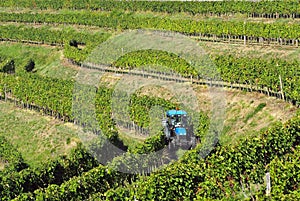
[166, 109, 187, 135]
[162, 109, 196, 149]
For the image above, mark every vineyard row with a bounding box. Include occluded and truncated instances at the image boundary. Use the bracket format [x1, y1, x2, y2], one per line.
[0, 145, 99, 200]
[2, 23, 299, 48]
[0, 93, 151, 138]
[1, 0, 300, 18]
[80, 61, 299, 107]
[1, 11, 300, 40]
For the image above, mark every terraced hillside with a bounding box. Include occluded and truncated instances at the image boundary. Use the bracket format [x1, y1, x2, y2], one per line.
[0, 1, 299, 200]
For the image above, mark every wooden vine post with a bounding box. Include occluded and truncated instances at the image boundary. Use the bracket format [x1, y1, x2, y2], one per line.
[244, 21, 246, 45]
[266, 172, 271, 196]
[4, 84, 7, 102]
[279, 74, 285, 101]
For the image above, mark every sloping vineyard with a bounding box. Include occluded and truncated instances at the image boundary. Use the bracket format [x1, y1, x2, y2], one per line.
[113, 50, 300, 106]
[0, 68, 172, 200]
[0, 11, 299, 45]
[0, 67, 189, 201]
[13, 164, 132, 201]
[1, 26, 299, 106]
[10, 114, 299, 200]
[0, 65, 183, 145]
[113, 49, 197, 77]
[0, 145, 98, 200]
[268, 145, 300, 199]
[1, 50, 299, 199]
[0, 25, 110, 62]
[0, 72, 129, 141]
[1, 1, 299, 200]
[103, 116, 300, 200]
[0, 136, 27, 173]
[1, 0, 300, 18]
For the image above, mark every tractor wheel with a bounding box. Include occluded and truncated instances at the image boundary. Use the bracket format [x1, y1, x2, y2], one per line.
[168, 140, 172, 150]
[190, 137, 196, 149]
[164, 127, 170, 139]
[170, 139, 177, 150]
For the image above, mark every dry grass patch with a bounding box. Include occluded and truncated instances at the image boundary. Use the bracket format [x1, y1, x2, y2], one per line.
[193, 85, 296, 145]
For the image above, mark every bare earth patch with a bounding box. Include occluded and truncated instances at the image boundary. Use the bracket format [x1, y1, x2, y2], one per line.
[199, 41, 300, 61]
[137, 85, 174, 101]
[0, 159, 8, 171]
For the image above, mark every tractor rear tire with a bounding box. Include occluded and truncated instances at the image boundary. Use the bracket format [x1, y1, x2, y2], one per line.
[190, 137, 196, 149]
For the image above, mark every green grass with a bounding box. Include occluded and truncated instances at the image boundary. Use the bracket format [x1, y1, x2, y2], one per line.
[117, 131, 144, 152]
[0, 42, 77, 79]
[244, 103, 267, 123]
[0, 101, 79, 168]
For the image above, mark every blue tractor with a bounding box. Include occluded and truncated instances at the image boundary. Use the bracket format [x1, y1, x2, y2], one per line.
[162, 109, 197, 150]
